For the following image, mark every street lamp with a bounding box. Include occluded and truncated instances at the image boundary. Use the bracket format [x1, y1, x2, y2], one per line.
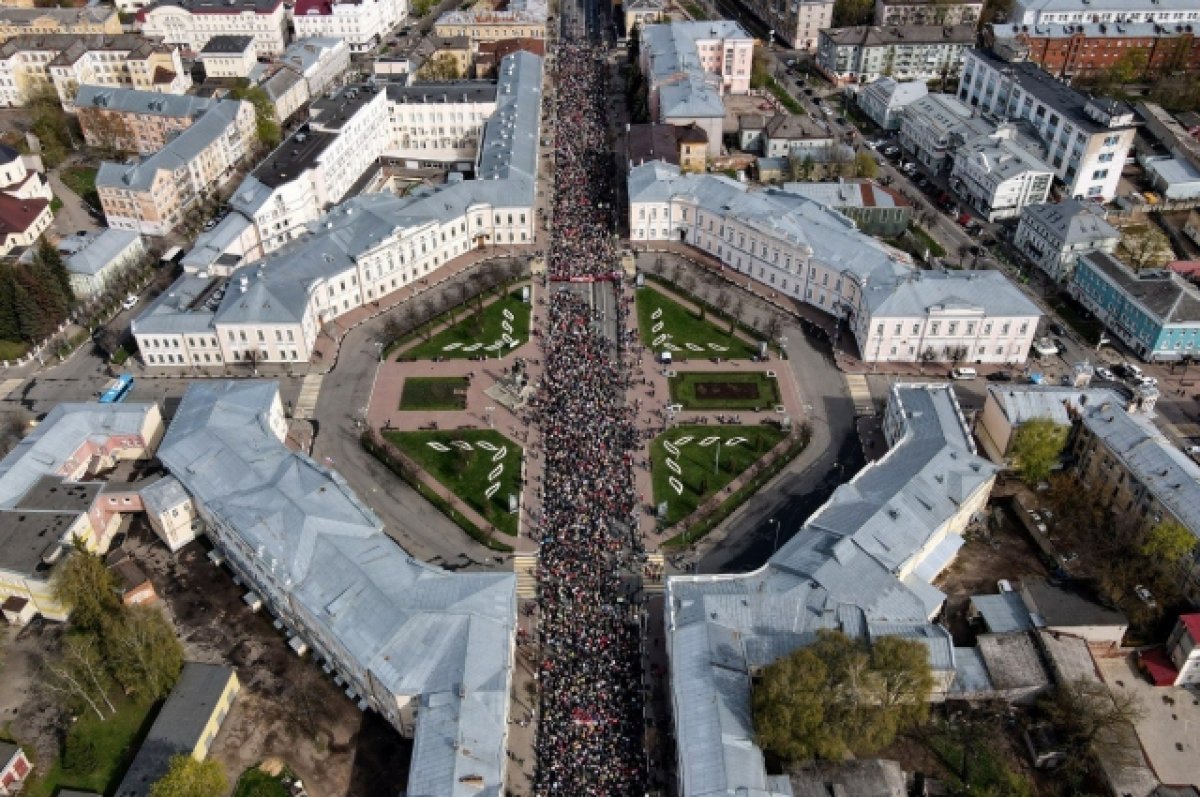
[768, 518, 780, 553]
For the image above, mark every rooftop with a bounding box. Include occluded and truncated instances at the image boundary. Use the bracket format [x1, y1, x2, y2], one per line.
[988, 384, 1118, 427]
[1020, 199, 1120, 245]
[0, 33, 164, 63]
[249, 130, 336, 189]
[1022, 578, 1129, 629]
[385, 81, 498, 105]
[781, 179, 911, 210]
[763, 112, 833, 141]
[1079, 250, 1200, 324]
[199, 35, 255, 54]
[130, 273, 219, 336]
[279, 36, 347, 75]
[0, 193, 49, 238]
[139, 0, 282, 16]
[308, 84, 382, 132]
[972, 592, 1035, 633]
[627, 123, 681, 167]
[0, 5, 116, 26]
[74, 85, 217, 119]
[823, 23, 976, 46]
[66, 229, 142, 277]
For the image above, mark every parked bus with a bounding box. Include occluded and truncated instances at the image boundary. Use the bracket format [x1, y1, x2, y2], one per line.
[98, 374, 134, 403]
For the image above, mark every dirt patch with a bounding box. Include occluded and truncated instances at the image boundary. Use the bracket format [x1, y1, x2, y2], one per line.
[694, 381, 761, 400]
[934, 505, 1050, 646]
[123, 521, 408, 797]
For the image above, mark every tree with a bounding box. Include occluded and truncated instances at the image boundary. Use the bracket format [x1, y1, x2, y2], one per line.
[752, 630, 934, 762]
[230, 84, 280, 149]
[1117, 225, 1173, 271]
[1009, 417, 1068, 484]
[833, 0, 874, 26]
[1140, 519, 1196, 570]
[1037, 679, 1145, 768]
[52, 543, 122, 633]
[150, 755, 227, 797]
[1108, 48, 1149, 84]
[104, 604, 184, 699]
[35, 239, 74, 306]
[854, 150, 878, 179]
[41, 632, 118, 721]
[418, 54, 462, 81]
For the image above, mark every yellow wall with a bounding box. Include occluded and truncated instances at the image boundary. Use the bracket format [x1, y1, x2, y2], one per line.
[191, 669, 241, 760]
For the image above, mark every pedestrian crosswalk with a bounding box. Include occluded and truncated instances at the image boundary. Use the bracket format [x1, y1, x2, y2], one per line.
[642, 553, 665, 594]
[0, 378, 24, 401]
[845, 373, 875, 416]
[514, 553, 538, 598]
[293, 374, 324, 420]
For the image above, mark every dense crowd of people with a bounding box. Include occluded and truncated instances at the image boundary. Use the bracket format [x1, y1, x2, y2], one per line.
[530, 35, 645, 797]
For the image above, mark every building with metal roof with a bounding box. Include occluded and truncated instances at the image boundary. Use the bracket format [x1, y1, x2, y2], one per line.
[629, 162, 1041, 363]
[975, 383, 1119, 461]
[1013, 199, 1120, 282]
[781, 179, 912, 236]
[856, 76, 928, 130]
[1070, 251, 1200, 361]
[950, 125, 1055, 221]
[816, 24, 975, 86]
[1011, 0, 1200, 27]
[157, 381, 515, 796]
[666, 383, 997, 796]
[65, 229, 145, 298]
[138, 0, 288, 56]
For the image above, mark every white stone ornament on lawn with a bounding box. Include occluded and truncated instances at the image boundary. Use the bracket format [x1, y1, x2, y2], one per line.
[442, 342, 463, 351]
[462, 343, 482, 352]
[726, 437, 747, 446]
[488, 464, 504, 482]
[493, 446, 507, 462]
[668, 476, 684, 495]
[477, 440, 499, 451]
[685, 343, 704, 352]
[674, 436, 693, 446]
[663, 440, 680, 457]
[485, 483, 501, 499]
[452, 440, 474, 450]
[698, 437, 719, 447]
[666, 458, 681, 475]
[426, 441, 452, 452]
[502, 308, 514, 320]
[651, 322, 664, 333]
[651, 308, 662, 320]
[708, 343, 728, 352]
[652, 334, 668, 347]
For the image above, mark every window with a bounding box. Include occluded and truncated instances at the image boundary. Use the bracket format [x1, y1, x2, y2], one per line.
[1092, 169, 1108, 180]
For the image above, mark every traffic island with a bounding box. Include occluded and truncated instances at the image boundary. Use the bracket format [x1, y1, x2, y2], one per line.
[668, 371, 781, 410]
[636, 286, 758, 360]
[398, 376, 470, 411]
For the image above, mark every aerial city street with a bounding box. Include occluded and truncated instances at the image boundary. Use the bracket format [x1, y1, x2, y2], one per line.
[1, 0, 1200, 793]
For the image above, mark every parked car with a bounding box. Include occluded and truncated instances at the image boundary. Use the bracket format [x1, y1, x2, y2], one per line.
[997, 579, 1014, 593]
[986, 370, 1014, 382]
[1134, 584, 1157, 608]
[1048, 322, 1065, 336]
[1095, 366, 1115, 380]
[1134, 375, 1158, 389]
[121, 295, 139, 310]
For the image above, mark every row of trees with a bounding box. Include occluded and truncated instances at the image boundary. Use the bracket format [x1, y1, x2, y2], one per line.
[0, 240, 75, 347]
[787, 148, 878, 182]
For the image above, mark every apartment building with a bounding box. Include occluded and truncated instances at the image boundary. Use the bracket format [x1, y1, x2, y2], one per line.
[255, 64, 308, 123]
[134, 50, 543, 365]
[856, 76, 927, 130]
[958, 48, 1137, 201]
[155, 380, 515, 795]
[1070, 250, 1200, 361]
[291, 0, 405, 53]
[899, 92, 990, 171]
[434, 0, 547, 45]
[667, 383, 996, 796]
[0, 34, 190, 109]
[1011, 0, 1200, 28]
[731, 0, 832, 50]
[0, 143, 52, 256]
[623, 0, 663, 36]
[75, 85, 220, 154]
[950, 125, 1055, 221]
[990, 22, 1200, 80]
[423, 35, 472, 78]
[0, 402, 164, 621]
[628, 162, 1041, 363]
[875, 0, 983, 26]
[640, 21, 754, 157]
[761, 113, 835, 157]
[386, 81, 498, 168]
[198, 34, 256, 78]
[96, 99, 256, 236]
[0, 5, 121, 41]
[138, 0, 289, 57]
[1071, 397, 1200, 600]
[816, 23, 975, 85]
[1013, 199, 1119, 282]
[277, 36, 350, 97]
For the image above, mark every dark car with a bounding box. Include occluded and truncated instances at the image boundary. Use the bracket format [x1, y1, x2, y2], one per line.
[986, 371, 1014, 382]
[835, 116, 847, 125]
[804, 87, 815, 96]
[1048, 322, 1065, 336]
[1112, 363, 1135, 379]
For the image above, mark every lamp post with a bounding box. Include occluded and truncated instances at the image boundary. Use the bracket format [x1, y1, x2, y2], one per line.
[769, 517, 780, 553]
[713, 438, 721, 474]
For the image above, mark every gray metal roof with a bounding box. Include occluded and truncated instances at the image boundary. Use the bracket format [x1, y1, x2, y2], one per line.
[115, 663, 237, 797]
[131, 273, 219, 336]
[1021, 578, 1128, 629]
[158, 381, 515, 797]
[386, 82, 498, 105]
[666, 384, 994, 796]
[1019, 199, 1119, 246]
[1015, 0, 1199, 15]
[200, 35, 254, 54]
[989, 384, 1119, 427]
[858, 77, 927, 112]
[280, 36, 346, 75]
[823, 23, 975, 46]
[957, 127, 1053, 181]
[782, 179, 909, 210]
[642, 21, 750, 120]
[66, 229, 142, 277]
[74, 85, 216, 119]
[1079, 251, 1200, 324]
[0, 5, 115, 26]
[971, 592, 1034, 633]
[139, 475, 190, 516]
[96, 100, 247, 192]
[476, 50, 542, 183]
[1079, 400, 1200, 541]
[865, 268, 1042, 318]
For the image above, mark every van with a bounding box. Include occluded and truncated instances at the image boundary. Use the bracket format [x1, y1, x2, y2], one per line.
[950, 367, 977, 380]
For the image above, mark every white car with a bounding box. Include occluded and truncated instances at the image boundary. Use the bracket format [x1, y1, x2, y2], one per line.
[121, 294, 139, 310]
[1134, 584, 1157, 608]
[1095, 366, 1115, 381]
[1134, 375, 1158, 389]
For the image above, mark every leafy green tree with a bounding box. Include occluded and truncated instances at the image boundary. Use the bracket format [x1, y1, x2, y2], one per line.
[105, 603, 184, 699]
[752, 630, 934, 762]
[855, 150, 878, 179]
[1140, 519, 1196, 568]
[150, 755, 227, 797]
[231, 84, 281, 148]
[62, 724, 100, 774]
[418, 54, 462, 81]
[51, 542, 122, 633]
[0, 265, 20, 343]
[1009, 417, 1068, 484]
[1108, 48, 1149, 84]
[833, 0, 874, 26]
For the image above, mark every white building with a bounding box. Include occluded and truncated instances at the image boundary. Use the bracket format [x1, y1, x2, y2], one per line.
[732, 0, 833, 50]
[875, 0, 983, 25]
[65, 229, 146, 297]
[138, 0, 289, 57]
[291, 0, 406, 53]
[761, 113, 836, 158]
[255, 64, 309, 124]
[856, 76, 927, 130]
[628, 162, 1042, 364]
[0, 143, 52, 255]
[134, 51, 543, 367]
[197, 34, 257, 79]
[958, 49, 1137, 202]
[639, 21, 755, 158]
[898, 93, 990, 172]
[816, 24, 974, 86]
[386, 81, 498, 168]
[1013, 199, 1120, 282]
[950, 126, 1055, 221]
[1011, 0, 1200, 27]
[278, 36, 351, 97]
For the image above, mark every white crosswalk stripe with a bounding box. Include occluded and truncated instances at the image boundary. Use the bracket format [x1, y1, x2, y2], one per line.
[0, 378, 24, 401]
[844, 373, 874, 416]
[514, 553, 538, 598]
[293, 374, 324, 420]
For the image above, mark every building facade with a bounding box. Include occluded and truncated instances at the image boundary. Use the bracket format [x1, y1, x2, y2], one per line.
[386, 81, 497, 167]
[958, 48, 1138, 201]
[1069, 250, 1200, 361]
[0, 146, 52, 255]
[277, 36, 351, 97]
[732, 0, 833, 50]
[291, 0, 406, 53]
[433, 0, 547, 46]
[990, 22, 1200, 80]
[138, 0, 289, 57]
[856, 76, 927, 130]
[1011, 0, 1200, 28]
[899, 92, 990, 171]
[628, 162, 1041, 363]
[198, 34, 257, 78]
[816, 24, 975, 85]
[0, 6, 121, 41]
[950, 126, 1055, 221]
[66, 229, 146, 297]
[1013, 199, 1120, 282]
[0, 34, 189, 109]
[75, 86, 221, 155]
[874, 0, 983, 26]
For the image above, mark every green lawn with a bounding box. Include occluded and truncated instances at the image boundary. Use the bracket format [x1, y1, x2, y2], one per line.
[669, 371, 781, 410]
[636, 288, 757, 360]
[385, 429, 522, 536]
[60, 166, 99, 206]
[0, 339, 29, 361]
[651, 425, 786, 525]
[909, 224, 947, 258]
[399, 377, 470, 411]
[22, 695, 157, 797]
[234, 767, 290, 797]
[401, 291, 530, 360]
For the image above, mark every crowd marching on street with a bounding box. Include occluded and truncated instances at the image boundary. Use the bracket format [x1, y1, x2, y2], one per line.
[530, 35, 647, 797]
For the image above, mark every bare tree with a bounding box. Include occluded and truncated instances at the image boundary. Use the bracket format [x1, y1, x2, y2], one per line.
[40, 637, 116, 721]
[728, 297, 744, 335]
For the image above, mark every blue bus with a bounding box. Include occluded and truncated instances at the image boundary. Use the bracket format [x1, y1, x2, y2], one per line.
[99, 374, 134, 403]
